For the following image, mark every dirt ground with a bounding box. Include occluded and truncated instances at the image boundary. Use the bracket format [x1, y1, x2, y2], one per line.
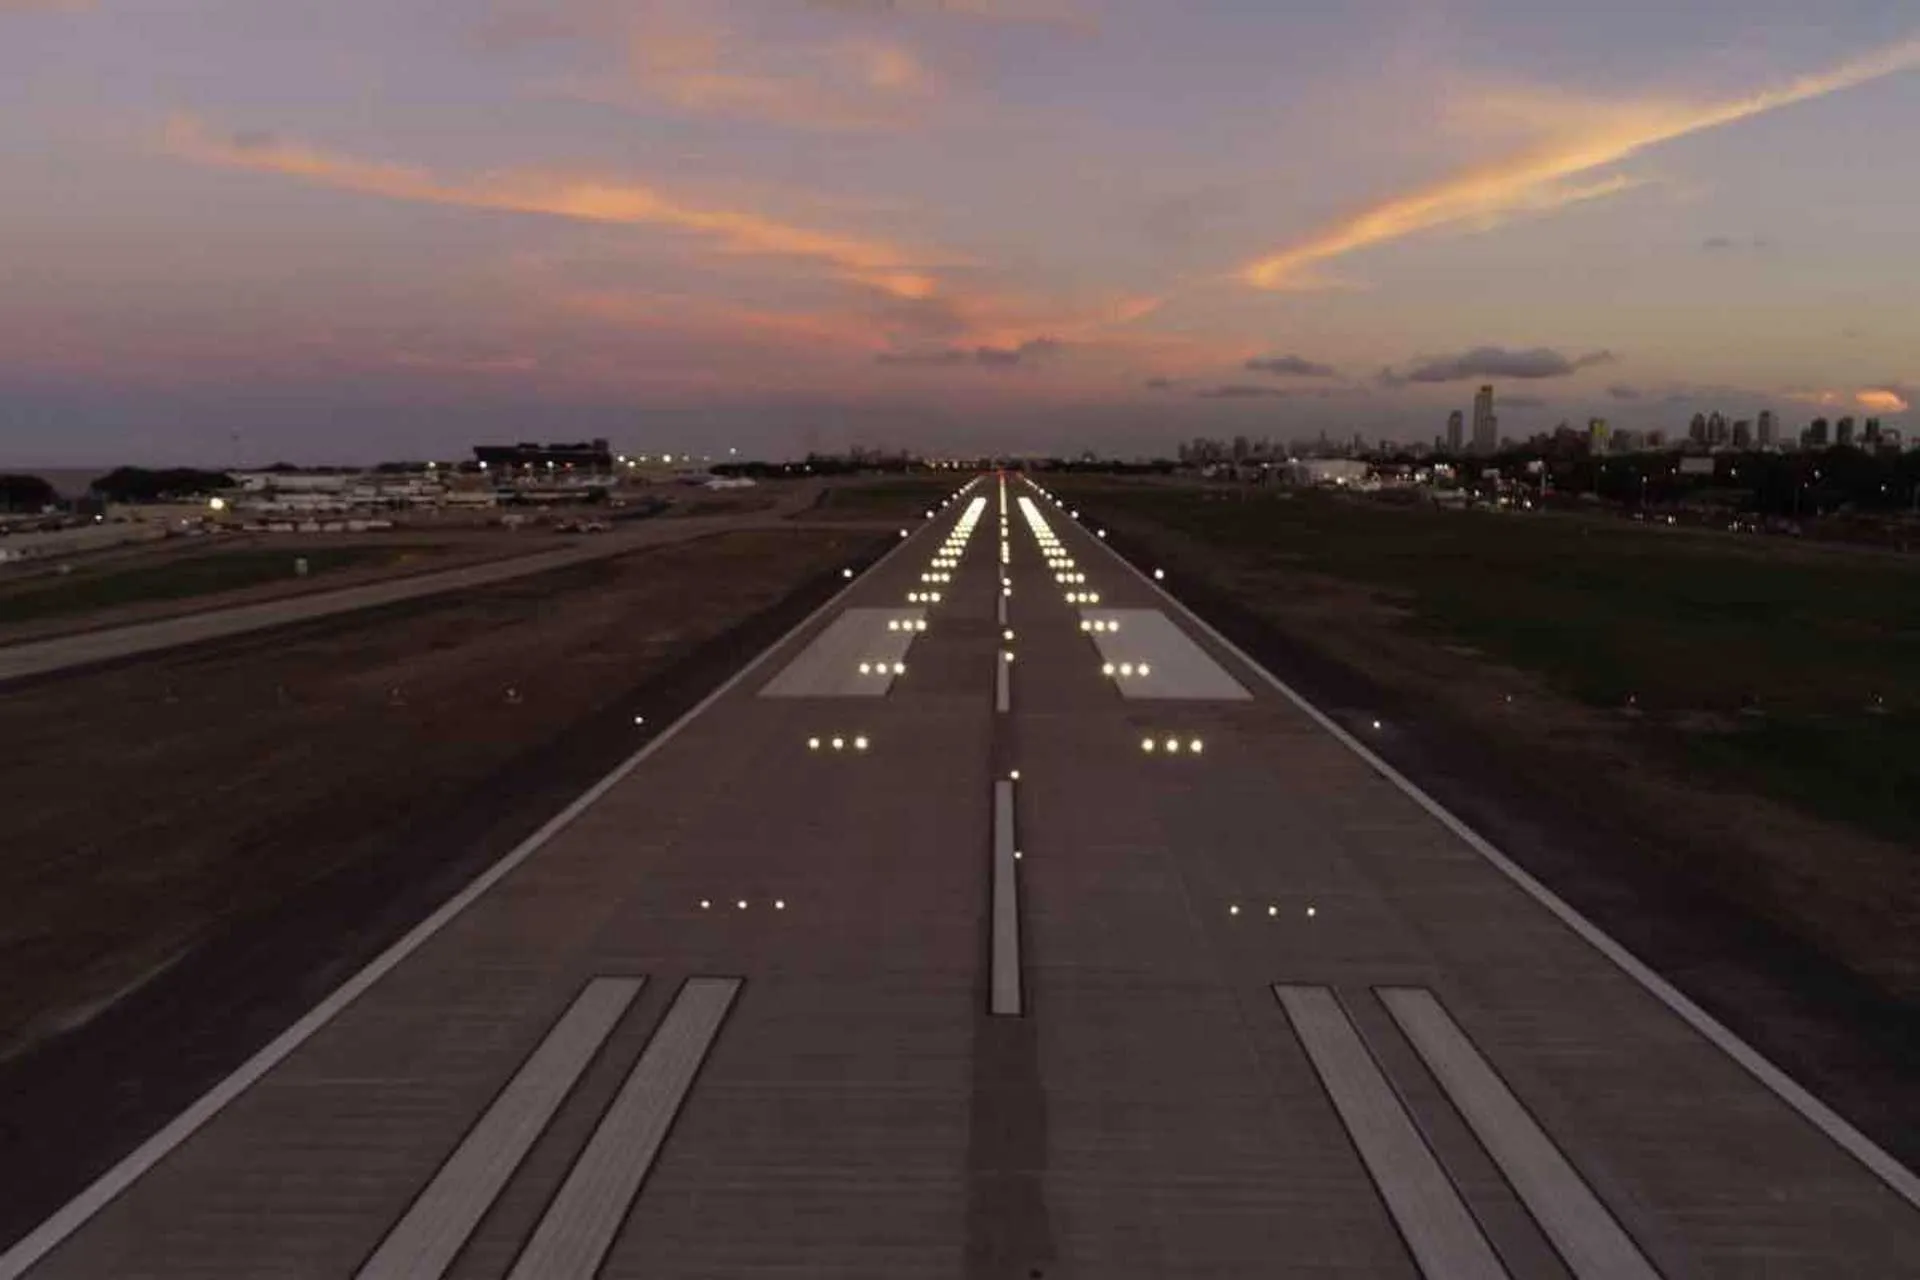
[0, 526, 875, 1061]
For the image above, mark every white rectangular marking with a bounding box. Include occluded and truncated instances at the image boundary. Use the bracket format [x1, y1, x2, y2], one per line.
[991, 780, 1021, 1016]
[759, 608, 922, 697]
[996, 592, 1007, 626]
[1082, 608, 1250, 700]
[1380, 988, 1661, 1279]
[995, 652, 1011, 713]
[357, 978, 643, 1280]
[1274, 985, 1509, 1280]
[506, 977, 740, 1280]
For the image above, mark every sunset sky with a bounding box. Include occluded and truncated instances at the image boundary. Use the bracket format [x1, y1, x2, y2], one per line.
[3, 0, 1917, 464]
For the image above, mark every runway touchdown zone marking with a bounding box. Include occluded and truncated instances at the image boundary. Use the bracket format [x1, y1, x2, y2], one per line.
[1380, 987, 1661, 1280]
[356, 977, 644, 1280]
[759, 608, 924, 697]
[1274, 985, 1510, 1280]
[506, 977, 741, 1280]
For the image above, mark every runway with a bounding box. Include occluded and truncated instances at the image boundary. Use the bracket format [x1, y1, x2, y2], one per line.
[4, 472, 1916, 1278]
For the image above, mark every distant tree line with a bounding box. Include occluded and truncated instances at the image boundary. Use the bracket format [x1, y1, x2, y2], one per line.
[87, 467, 235, 503]
[0, 474, 58, 513]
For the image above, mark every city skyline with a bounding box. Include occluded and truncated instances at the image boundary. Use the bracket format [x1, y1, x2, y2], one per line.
[3, 2, 1918, 465]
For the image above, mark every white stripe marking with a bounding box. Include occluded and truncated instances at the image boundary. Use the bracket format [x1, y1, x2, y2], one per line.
[1061, 478, 1920, 1210]
[991, 779, 1022, 1016]
[1380, 988, 1661, 1279]
[1274, 986, 1509, 1280]
[995, 651, 1011, 714]
[356, 978, 643, 1280]
[0, 524, 926, 1279]
[996, 591, 1007, 627]
[505, 978, 739, 1280]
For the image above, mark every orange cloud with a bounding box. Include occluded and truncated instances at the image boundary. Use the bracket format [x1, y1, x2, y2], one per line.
[1786, 386, 1912, 414]
[1243, 36, 1920, 289]
[162, 114, 947, 299]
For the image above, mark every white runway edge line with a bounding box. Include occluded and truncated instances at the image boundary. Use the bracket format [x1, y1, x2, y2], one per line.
[991, 778, 1022, 1016]
[1046, 479, 1920, 1211]
[0, 513, 938, 1280]
[1273, 986, 1509, 1280]
[505, 977, 740, 1280]
[1380, 987, 1660, 1280]
[356, 977, 645, 1280]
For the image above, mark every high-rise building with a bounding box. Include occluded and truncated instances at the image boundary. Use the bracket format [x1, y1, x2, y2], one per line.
[1690, 412, 1708, 444]
[1447, 410, 1464, 453]
[1836, 416, 1856, 447]
[1471, 385, 1496, 454]
[1588, 417, 1610, 454]
[1707, 411, 1729, 446]
[1864, 417, 1884, 447]
[1732, 419, 1752, 449]
[1805, 418, 1830, 447]
[1757, 409, 1776, 447]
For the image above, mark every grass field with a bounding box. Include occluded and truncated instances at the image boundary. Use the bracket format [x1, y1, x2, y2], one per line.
[1058, 481, 1920, 845]
[0, 545, 416, 625]
[810, 477, 961, 520]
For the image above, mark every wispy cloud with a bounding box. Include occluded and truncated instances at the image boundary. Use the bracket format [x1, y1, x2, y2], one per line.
[806, 0, 1094, 31]
[1607, 384, 1643, 400]
[162, 114, 948, 300]
[1379, 345, 1615, 387]
[1242, 36, 1920, 289]
[1197, 384, 1289, 399]
[1701, 234, 1771, 252]
[604, 15, 938, 132]
[390, 351, 540, 374]
[876, 337, 1061, 368]
[1244, 354, 1338, 377]
[0, 0, 92, 11]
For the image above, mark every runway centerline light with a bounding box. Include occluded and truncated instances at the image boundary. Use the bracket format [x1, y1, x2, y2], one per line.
[854, 736, 870, 751]
[831, 737, 845, 750]
[737, 899, 748, 910]
[1190, 738, 1203, 753]
[808, 737, 821, 750]
[1165, 738, 1180, 752]
[1142, 738, 1156, 752]
[1103, 663, 1115, 676]
[700, 899, 711, 909]
[893, 662, 906, 674]
[775, 899, 786, 910]
[843, 568, 853, 579]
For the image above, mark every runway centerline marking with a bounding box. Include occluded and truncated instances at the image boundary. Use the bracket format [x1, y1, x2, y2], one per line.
[991, 779, 1022, 1016]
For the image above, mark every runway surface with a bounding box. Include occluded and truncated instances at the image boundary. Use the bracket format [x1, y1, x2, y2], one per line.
[4, 473, 1916, 1278]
